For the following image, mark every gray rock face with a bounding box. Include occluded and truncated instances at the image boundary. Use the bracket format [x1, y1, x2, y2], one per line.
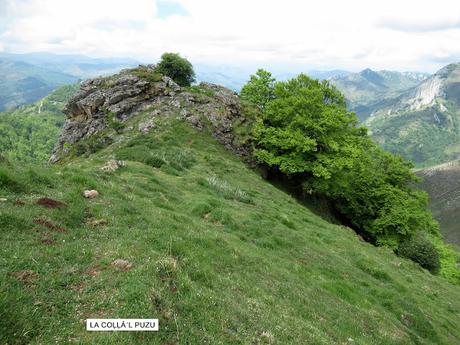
[50, 66, 251, 163]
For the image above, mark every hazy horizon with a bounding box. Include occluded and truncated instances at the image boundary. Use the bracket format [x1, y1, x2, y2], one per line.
[0, 50, 451, 75]
[1, 0, 460, 73]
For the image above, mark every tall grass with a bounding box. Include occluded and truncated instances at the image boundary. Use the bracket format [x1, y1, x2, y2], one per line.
[206, 175, 252, 203]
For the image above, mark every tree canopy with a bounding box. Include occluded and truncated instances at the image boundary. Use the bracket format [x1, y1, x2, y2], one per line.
[156, 52, 195, 87]
[242, 70, 441, 253]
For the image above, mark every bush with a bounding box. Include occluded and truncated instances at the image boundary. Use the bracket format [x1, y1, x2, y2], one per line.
[398, 233, 440, 273]
[156, 52, 195, 87]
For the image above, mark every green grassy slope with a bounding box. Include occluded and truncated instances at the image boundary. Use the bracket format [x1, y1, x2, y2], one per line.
[1, 116, 459, 344]
[417, 161, 460, 249]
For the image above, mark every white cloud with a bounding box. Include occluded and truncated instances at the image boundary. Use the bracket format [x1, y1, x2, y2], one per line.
[1, 0, 460, 72]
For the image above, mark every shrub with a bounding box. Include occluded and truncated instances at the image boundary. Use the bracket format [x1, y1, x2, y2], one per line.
[73, 133, 113, 156]
[156, 52, 195, 87]
[430, 236, 460, 284]
[398, 233, 440, 273]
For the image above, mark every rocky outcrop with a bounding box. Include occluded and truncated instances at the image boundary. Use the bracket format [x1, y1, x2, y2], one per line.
[50, 65, 252, 163]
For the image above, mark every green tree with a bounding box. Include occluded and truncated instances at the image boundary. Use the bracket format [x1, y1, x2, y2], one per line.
[253, 74, 366, 179]
[240, 69, 276, 110]
[156, 52, 195, 87]
[245, 71, 441, 255]
[318, 142, 439, 248]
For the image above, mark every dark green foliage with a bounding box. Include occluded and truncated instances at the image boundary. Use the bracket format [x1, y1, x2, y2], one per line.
[317, 143, 440, 248]
[0, 166, 26, 193]
[156, 52, 195, 87]
[399, 233, 441, 273]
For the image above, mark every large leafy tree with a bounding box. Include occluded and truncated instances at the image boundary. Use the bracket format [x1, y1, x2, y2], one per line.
[253, 74, 367, 179]
[246, 72, 440, 251]
[156, 52, 195, 87]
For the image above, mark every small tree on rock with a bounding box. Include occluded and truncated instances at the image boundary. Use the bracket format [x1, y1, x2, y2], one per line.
[156, 52, 195, 87]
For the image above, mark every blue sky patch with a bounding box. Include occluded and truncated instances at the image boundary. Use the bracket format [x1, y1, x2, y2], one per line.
[157, 1, 188, 19]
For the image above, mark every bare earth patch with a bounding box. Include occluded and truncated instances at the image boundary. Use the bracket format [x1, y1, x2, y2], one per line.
[9, 270, 39, 285]
[36, 197, 66, 209]
[33, 217, 66, 233]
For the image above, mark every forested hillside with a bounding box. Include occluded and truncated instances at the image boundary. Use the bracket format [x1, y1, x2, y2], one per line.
[0, 85, 77, 162]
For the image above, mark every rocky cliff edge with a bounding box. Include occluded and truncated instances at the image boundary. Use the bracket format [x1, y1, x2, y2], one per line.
[50, 65, 251, 163]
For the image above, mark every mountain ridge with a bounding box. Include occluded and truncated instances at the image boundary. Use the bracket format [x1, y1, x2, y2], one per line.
[364, 63, 460, 167]
[329, 68, 428, 121]
[1, 64, 459, 344]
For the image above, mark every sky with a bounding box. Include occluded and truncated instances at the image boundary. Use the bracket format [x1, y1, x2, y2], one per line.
[1, 0, 460, 72]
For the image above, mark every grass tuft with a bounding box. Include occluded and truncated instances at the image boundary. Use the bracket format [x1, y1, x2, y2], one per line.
[206, 174, 253, 203]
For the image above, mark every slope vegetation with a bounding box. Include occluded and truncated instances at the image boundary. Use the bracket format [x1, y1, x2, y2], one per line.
[0, 84, 77, 162]
[417, 160, 460, 249]
[1, 69, 459, 344]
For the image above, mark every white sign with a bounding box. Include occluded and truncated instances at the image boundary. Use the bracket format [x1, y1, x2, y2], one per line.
[86, 319, 159, 331]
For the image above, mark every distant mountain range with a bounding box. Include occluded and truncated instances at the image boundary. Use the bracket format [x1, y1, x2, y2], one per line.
[194, 64, 351, 91]
[329, 69, 429, 121]
[359, 63, 460, 167]
[0, 52, 355, 111]
[0, 52, 139, 111]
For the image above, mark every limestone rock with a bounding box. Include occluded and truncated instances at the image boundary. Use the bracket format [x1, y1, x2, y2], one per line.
[50, 65, 252, 163]
[100, 160, 125, 172]
[83, 190, 99, 199]
[138, 118, 157, 133]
